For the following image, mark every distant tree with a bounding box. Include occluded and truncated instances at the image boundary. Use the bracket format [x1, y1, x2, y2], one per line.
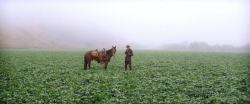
[189, 42, 209, 51]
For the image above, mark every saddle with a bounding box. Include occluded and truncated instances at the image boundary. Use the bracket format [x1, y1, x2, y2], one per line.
[98, 48, 107, 64]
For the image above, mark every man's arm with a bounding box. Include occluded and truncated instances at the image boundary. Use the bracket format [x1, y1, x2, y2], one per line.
[130, 49, 133, 56]
[125, 49, 128, 55]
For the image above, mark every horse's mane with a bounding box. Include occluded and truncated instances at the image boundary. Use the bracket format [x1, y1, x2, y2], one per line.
[106, 48, 113, 56]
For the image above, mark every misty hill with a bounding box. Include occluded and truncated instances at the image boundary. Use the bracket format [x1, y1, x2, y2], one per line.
[0, 23, 125, 49]
[1, 23, 249, 52]
[162, 42, 250, 52]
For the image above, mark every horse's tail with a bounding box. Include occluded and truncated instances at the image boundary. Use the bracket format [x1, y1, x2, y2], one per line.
[83, 52, 88, 69]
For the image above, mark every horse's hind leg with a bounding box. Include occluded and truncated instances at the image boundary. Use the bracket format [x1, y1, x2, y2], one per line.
[88, 61, 91, 69]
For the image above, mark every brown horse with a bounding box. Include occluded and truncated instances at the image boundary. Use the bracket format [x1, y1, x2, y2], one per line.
[84, 46, 116, 70]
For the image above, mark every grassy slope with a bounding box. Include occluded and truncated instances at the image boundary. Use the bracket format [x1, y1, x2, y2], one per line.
[0, 50, 250, 103]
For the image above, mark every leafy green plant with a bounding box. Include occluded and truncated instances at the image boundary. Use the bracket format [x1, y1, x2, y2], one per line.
[0, 50, 249, 103]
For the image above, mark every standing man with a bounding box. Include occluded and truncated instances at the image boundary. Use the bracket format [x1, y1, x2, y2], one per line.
[125, 45, 133, 70]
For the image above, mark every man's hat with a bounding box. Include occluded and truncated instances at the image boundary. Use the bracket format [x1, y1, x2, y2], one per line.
[126, 45, 130, 48]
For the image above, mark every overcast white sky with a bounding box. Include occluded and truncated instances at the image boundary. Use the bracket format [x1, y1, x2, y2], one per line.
[1, 0, 249, 48]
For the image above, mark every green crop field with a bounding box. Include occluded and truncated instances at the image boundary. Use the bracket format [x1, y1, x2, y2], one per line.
[0, 49, 249, 103]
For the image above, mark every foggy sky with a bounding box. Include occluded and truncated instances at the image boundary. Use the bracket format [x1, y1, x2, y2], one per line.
[0, 0, 249, 49]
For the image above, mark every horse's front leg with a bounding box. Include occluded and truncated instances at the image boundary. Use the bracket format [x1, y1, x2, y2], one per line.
[104, 62, 108, 70]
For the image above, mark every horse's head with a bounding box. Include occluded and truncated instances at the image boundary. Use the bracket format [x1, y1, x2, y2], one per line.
[111, 46, 116, 56]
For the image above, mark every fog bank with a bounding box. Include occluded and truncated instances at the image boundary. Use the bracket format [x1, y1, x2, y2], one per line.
[1, 0, 249, 51]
